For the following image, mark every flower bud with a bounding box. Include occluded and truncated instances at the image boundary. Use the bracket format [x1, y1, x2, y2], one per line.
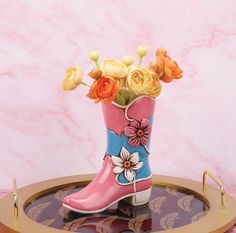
[88, 68, 102, 80]
[123, 55, 134, 66]
[137, 46, 147, 57]
[156, 48, 167, 56]
[89, 50, 99, 61]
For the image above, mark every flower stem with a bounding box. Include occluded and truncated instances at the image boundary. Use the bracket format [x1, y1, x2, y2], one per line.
[138, 56, 143, 66]
[95, 61, 100, 69]
[81, 81, 90, 87]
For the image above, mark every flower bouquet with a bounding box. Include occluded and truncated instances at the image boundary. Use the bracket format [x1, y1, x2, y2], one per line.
[62, 46, 182, 105]
[62, 46, 183, 214]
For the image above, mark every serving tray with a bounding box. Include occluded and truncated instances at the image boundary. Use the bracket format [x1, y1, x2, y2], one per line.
[0, 173, 235, 233]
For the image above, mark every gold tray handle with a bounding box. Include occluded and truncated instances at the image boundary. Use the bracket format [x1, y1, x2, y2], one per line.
[203, 170, 226, 209]
[13, 179, 19, 220]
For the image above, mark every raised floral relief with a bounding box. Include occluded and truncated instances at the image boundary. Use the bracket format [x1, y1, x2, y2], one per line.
[112, 147, 143, 182]
[124, 118, 151, 147]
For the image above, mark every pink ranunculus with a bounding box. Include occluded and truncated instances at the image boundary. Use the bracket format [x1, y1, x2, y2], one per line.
[124, 118, 151, 147]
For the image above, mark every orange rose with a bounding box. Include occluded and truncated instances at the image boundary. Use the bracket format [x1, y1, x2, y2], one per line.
[150, 48, 183, 83]
[87, 76, 120, 104]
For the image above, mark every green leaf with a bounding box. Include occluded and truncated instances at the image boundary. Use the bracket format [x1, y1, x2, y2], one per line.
[114, 91, 126, 106]
[114, 90, 139, 106]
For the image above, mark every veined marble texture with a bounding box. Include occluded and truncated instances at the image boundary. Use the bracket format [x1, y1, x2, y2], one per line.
[0, 0, 236, 201]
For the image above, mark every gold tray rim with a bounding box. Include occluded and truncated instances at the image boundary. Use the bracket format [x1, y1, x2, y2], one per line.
[0, 174, 236, 233]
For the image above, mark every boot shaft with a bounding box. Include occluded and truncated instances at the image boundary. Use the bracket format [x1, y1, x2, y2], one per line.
[102, 96, 156, 185]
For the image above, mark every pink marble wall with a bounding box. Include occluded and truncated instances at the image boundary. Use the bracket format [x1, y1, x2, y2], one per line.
[0, 0, 236, 197]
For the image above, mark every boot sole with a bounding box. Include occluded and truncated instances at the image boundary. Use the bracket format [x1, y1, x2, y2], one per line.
[63, 187, 152, 214]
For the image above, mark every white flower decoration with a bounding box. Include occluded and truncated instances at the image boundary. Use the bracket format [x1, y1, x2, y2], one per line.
[112, 147, 143, 182]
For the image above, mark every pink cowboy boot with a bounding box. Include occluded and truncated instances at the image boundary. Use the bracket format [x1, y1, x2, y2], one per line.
[63, 96, 155, 214]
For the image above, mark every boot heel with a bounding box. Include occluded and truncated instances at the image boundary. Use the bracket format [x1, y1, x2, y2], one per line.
[124, 188, 152, 206]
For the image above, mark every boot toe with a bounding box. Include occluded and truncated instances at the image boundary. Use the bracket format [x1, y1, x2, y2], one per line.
[63, 194, 85, 211]
[63, 195, 72, 206]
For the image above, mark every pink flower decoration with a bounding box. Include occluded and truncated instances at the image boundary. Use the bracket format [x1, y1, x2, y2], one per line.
[124, 118, 151, 147]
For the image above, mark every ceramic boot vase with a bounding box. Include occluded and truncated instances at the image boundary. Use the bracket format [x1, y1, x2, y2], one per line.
[63, 96, 155, 214]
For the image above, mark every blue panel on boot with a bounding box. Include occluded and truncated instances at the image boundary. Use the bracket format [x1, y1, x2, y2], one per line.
[106, 130, 151, 184]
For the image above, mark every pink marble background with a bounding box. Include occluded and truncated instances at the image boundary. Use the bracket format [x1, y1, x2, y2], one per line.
[0, 0, 236, 230]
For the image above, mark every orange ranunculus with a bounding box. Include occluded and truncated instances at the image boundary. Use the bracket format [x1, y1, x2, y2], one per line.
[88, 68, 102, 80]
[150, 48, 183, 83]
[87, 76, 120, 104]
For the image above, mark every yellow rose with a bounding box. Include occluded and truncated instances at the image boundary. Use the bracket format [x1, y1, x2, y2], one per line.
[62, 65, 83, 91]
[146, 72, 162, 97]
[127, 67, 153, 94]
[101, 59, 128, 79]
